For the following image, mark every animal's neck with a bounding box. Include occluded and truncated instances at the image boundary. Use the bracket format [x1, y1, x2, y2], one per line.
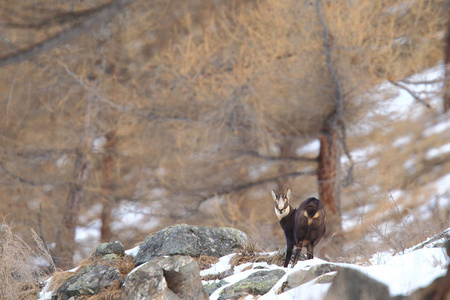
[276, 205, 293, 222]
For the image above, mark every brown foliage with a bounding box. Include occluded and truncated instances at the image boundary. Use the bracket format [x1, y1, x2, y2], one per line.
[0, 224, 54, 299]
[0, 0, 448, 265]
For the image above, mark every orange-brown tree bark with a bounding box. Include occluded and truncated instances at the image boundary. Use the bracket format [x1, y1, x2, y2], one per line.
[318, 127, 342, 236]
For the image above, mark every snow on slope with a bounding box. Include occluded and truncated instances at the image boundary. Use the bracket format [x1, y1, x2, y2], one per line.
[38, 227, 448, 300]
[202, 233, 449, 299]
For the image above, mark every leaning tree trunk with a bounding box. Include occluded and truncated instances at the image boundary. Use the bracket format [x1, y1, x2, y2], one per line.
[316, 0, 344, 237]
[53, 147, 90, 268]
[444, 17, 450, 113]
[318, 127, 342, 236]
[100, 131, 116, 242]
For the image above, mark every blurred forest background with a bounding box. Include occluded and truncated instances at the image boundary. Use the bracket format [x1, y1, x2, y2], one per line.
[1, 0, 449, 269]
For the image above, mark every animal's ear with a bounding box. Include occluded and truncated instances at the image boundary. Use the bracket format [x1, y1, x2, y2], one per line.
[286, 188, 291, 202]
[271, 189, 277, 201]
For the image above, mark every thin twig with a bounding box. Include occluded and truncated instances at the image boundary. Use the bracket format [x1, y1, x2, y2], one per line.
[0, 161, 65, 187]
[233, 150, 317, 162]
[0, 0, 137, 68]
[400, 77, 444, 85]
[192, 169, 317, 211]
[388, 79, 432, 109]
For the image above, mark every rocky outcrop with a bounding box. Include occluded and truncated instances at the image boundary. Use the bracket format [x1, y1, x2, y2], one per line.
[121, 255, 208, 300]
[53, 241, 124, 300]
[135, 224, 247, 266]
[280, 263, 336, 293]
[94, 240, 124, 258]
[55, 264, 122, 300]
[219, 269, 286, 299]
[324, 266, 391, 300]
[204, 280, 229, 296]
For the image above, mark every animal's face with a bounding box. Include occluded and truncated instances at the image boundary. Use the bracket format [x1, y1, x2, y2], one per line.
[271, 188, 291, 220]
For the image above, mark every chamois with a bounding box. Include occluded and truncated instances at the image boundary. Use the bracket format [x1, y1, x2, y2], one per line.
[271, 185, 326, 268]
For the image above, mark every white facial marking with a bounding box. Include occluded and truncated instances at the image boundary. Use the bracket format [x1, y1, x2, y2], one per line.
[275, 205, 290, 220]
[313, 211, 320, 218]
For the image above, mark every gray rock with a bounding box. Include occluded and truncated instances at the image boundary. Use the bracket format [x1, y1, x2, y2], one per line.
[281, 263, 337, 292]
[135, 224, 247, 265]
[281, 269, 315, 292]
[121, 261, 180, 300]
[324, 267, 392, 300]
[56, 264, 121, 300]
[203, 280, 229, 296]
[153, 255, 209, 300]
[121, 255, 208, 300]
[94, 240, 125, 258]
[310, 263, 336, 276]
[219, 269, 286, 299]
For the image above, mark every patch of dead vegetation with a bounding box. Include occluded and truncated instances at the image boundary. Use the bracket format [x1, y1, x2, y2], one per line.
[229, 240, 285, 268]
[194, 255, 219, 271]
[0, 223, 54, 299]
[46, 253, 135, 297]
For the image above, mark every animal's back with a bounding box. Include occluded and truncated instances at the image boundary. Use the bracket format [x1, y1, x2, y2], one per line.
[294, 197, 326, 244]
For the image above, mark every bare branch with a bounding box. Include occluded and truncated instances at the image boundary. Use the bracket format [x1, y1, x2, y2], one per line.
[0, 161, 47, 186]
[191, 169, 317, 211]
[233, 149, 317, 162]
[0, 0, 136, 68]
[60, 62, 136, 114]
[1, 4, 109, 29]
[400, 77, 444, 85]
[388, 79, 432, 109]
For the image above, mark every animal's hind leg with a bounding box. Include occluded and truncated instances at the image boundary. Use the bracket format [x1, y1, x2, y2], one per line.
[291, 244, 303, 267]
[306, 244, 314, 259]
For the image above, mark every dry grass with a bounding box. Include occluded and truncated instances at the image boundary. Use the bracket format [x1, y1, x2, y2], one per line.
[46, 253, 135, 298]
[0, 223, 55, 300]
[229, 239, 284, 268]
[194, 255, 220, 271]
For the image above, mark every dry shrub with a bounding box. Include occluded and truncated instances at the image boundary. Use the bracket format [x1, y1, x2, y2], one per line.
[46, 270, 77, 293]
[229, 238, 284, 268]
[194, 255, 219, 271]
[0, 224, 54, 299]
[201, 269, 234, 281]
[85, 281, 121, 300]
[47, 253, 135, 297]
[118, 254, 135, 275]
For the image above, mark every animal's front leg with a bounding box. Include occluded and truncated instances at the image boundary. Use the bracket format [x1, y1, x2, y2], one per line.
[291, 243, 303, 267]
[284, 240, 294, 268]
[306, 244, 314, 259]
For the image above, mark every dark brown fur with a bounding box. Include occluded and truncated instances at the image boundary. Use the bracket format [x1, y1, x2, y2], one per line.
[272, 186, 326, 268]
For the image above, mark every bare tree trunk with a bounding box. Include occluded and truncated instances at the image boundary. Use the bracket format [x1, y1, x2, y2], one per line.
[444, 18, 450, 113]
[53, 147, 90, 268]
[318, 128, 342, 236]
[100, 131, 116, 242]
[316, 0, 344, 237]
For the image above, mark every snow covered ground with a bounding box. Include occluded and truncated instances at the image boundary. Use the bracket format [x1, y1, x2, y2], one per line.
[38, 229, 449, 300]
[200, 232, 449, 300]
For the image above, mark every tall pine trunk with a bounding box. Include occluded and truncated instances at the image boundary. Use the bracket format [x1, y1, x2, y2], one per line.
[100, 131, 116, 242]
[318, 127, 342, 236]
[444, 17, 450, 113]
[53, 147, 89, 268]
